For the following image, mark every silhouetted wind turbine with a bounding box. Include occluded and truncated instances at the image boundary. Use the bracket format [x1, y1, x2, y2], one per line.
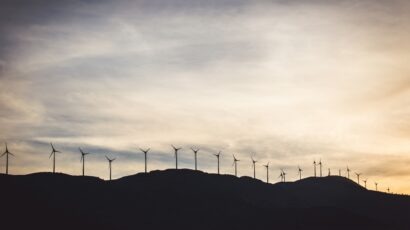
[338, 169, 341, 176]
[387, 187, 390, 193]
[251, 156, 257, 179]
[346, 166, 351, 179]
[363, 179, 368, 189]
[278, 171, 284, 182]
[328, 168, 331, 176]
[139, 148, 150, 173]
[79, 148, 90, 176]
[105, 156, 116, 181]
[1, 143, 14, 175]
[375, 182, 378, 191]
[191, 148, 199, 171]
[313, 160, 317, 177]
[355, 172, 361, 185]
[171, 145, 182, 169]
[298, 166, 303, 180]
[214, 151, 221, 175]
[281, 169, 286, 182]
[263, 162, 269, 183]
[318, 159, 322, 177]
[233, 154, 239, 177]
[49, 143, 61, 174]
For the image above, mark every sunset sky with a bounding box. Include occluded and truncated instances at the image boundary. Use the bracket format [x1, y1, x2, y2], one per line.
[0, 0, 409, 193]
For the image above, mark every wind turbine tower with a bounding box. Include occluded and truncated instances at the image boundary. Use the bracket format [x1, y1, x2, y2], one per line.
[281, 169, 286, 182]
[233, 154, 239, 177]
[1, 143, 14, 175]
[363, 179, 368, 189]
[171, 145, 182, 169]
[346, 166, 351, 179]
[263, 162, 269, 183]
[191, 148, 200, 171]
[319, 159, 322, 177]
[139, 148, 150, 173]
[298, 166, 303, 180]
[105, 156, 116, 181]
[49, 143, 61, 174]
[214, 151, 221, 175]
[79, 148, 90, 176]
[251, 156, 257, 179]
[355, 172, 362, 185]
[313, 160, 317, 177]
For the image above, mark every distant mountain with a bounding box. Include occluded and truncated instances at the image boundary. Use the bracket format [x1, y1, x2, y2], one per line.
[1, 169, 409, 230]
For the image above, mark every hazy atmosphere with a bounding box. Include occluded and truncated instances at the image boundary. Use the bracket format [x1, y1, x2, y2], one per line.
[1, 0, 409, 193]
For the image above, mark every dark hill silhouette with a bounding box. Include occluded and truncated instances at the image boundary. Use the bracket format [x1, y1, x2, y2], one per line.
[0, 169, 409, 230]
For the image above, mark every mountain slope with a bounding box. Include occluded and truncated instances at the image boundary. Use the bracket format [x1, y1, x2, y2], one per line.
[0, 169, 409, 230]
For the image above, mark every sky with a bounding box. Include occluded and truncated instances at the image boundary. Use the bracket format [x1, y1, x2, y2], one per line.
[0, 0, 409, 193]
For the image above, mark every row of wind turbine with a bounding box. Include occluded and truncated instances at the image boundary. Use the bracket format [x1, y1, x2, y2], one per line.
[0, 143, 391, 192]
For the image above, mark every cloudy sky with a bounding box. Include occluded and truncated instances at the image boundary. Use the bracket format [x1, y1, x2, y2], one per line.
[0, 0, 409, 193]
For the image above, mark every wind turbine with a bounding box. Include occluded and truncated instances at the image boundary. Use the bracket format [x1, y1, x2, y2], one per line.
[278, 171, 284, 182]
[49, 143, 61, 174]
[346, 166, 351, 179]
[281, 169, 286, 182]
[214, 151, 221, 175]
[363, 179, 368, 189]
[139, 148, 150, 173]
[105, 156, 116, 181]
[263, 162, 269, 183]
[328, 168, 331, 176]
[1, 143, 14, 175]
[387, 187, 390, 193]
[251, 156, 257, 179]
[233, 154, 239, 177]
[313, 160, 317, 177]
[79, 148, 90, 176]
[355, 172, 361, 185]
[375, 182, 378, 191]
[338, 169, 341, 176]
[318, 159, 323, 177]
[191, 148, 199, 171]
[298, 166, 303, 180]
[171, 145, 182, 169]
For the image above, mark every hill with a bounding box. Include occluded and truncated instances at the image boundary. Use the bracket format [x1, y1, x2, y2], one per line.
[0, 169, 409, 230]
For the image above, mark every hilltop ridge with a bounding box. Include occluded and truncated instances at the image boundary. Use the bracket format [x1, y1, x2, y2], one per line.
[0, 169, 409, 230]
